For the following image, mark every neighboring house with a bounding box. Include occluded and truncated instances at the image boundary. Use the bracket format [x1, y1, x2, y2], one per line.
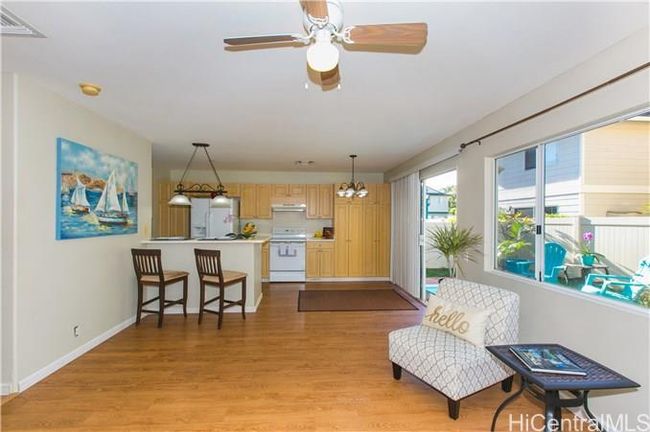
[424, 187, 450, 219]
[497, 116, 649, 217]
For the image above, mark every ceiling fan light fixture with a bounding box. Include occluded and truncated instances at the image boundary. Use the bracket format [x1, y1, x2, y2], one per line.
[356, 184, 368, 197]
[306, 36, 339, 72]
[337, 186, 347, 197]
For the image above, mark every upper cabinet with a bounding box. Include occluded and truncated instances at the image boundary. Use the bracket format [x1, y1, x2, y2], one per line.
[272, 184, 306, 204]
[306, 184, 334, 219]
[240, 184, 257, 219]
[256, 184, 272, 219]
[223, 183, 240, 198]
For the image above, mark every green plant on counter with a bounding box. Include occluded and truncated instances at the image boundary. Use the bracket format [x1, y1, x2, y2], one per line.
[426, 223, 482, 278]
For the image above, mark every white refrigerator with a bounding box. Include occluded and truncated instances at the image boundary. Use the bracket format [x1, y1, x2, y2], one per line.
[190, 198, 240, 239]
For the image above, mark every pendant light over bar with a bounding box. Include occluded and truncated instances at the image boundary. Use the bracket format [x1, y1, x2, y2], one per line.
[168, 143, 230, 208]
[337, 154, 368, 198]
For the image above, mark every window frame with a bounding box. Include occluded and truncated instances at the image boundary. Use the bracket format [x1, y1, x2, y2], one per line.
[486, 107, 650, 315]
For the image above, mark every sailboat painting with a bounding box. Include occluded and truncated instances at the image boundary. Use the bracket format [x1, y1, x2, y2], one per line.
[56, 138, 138, 240]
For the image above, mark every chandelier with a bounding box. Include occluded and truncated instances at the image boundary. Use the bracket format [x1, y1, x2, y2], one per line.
[168, 143, 230, 208]
[337, 155, 368, 198]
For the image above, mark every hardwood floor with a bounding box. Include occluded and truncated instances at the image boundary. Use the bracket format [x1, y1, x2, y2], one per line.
[2, 282, 559, 431]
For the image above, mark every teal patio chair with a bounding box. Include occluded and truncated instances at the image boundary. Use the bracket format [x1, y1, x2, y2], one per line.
[582, 256, 650, 302]
[514, 242, 567, 282]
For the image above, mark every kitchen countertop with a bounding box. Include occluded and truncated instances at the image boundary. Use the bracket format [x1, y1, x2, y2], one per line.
[307, 238, 335, 242]
[142, 235, 271, 244]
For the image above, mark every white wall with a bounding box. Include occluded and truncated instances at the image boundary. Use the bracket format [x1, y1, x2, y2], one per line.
[164, 168, 385, 185]
[2, 75, 152, 391]
[1, 73, 17, 394]
[387, 30, 650, 426]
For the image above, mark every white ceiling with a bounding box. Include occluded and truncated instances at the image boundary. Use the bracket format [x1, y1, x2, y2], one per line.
[2, 1, 648, 173]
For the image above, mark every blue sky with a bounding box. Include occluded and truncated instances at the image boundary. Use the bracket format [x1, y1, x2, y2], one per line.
[58, 138, 138, 193]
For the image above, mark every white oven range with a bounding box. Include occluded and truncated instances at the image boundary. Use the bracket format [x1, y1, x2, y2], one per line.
[269, 228, 306, 282]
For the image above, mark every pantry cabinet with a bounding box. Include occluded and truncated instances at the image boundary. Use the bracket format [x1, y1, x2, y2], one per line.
[334, 183, 391, 277]
[334, 202, 364, 276]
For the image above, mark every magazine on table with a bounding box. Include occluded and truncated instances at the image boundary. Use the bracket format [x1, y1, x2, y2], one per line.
[509, 346, 586, 376]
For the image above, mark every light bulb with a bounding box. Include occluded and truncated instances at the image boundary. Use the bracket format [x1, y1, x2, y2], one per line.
[168, 193, 191, 206]
[337, 187, 346, 197]
[306, 39, 339, 72]
[357, 188, 368, 198]
[345, 187, 355, 198]
[211, 194, 231, 208]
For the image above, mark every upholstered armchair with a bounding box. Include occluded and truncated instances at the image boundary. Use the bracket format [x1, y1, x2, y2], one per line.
[388, 278, 520, 419]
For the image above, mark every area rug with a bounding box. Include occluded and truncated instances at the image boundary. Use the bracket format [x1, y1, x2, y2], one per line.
[298, 289, 419, 312]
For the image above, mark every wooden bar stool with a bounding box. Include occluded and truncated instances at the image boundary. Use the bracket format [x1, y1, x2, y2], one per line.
[131, 248, 189, 328]
[194, 248, 247, 329]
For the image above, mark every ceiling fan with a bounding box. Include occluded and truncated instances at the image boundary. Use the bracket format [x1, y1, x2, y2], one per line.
[224, 0, 427, 86]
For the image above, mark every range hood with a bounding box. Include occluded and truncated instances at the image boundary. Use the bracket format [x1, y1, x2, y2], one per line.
[271, 203, 306, 212]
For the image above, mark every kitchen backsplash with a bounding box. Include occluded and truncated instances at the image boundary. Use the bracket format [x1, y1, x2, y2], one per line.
[241, 212, 332, 238]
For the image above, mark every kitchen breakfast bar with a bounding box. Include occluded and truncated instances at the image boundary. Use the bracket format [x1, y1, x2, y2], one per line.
[141, 236, 270, 313]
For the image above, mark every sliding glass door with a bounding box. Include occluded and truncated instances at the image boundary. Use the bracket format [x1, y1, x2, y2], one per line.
[420, 169, 457, 300]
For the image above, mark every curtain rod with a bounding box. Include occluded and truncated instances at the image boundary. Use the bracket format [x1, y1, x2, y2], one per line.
[459, 62, 650, 152]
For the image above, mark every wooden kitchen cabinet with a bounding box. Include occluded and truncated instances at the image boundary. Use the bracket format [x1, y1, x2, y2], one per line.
[262, 242, 270, 278]
[307, 241, 334, 278]
[334, 202, 363, 276]
[306, 184, 334, 219]
[223, 183, 240, 197]
[272, 184, 306, 202]
[240, 184, 257, 218]
[256, 184, 273, 219]
[333, 183, 391, 277]
[155, 181, 189, 237]
[319, 184, 334, 218]
[306, 185, 319, 218]
[273, 184, 289, 198]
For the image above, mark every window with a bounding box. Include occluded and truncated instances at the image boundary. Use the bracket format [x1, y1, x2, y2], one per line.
[495, 111, 650, 309]
[524, 148, 536, 170]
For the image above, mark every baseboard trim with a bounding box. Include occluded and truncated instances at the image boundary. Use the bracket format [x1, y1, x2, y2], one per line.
[1, 383, 13, 396]
[18, 315, 136, 393]
[305, 277, 391, 282]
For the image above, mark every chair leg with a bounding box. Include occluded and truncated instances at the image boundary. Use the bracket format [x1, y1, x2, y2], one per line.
[502, 376, 514, 392]
[158, 285, 165, 328]
[447, 398, 460, 420]
[217, 285, 225, 329]
[182, 277, 188, 318]
[136, 283, 143, 325]
[198, 281, 206, 325]
[392, 362, 402, 380]
[241, 278, 247, 320]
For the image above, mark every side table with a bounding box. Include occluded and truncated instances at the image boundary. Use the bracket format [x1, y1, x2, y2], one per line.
[487, 344, 639, 432]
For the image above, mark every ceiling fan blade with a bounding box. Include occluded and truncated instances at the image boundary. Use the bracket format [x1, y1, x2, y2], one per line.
[344, 23, 427, 47]
[224, 34, 301, 46]
[300, 0, 329, 20]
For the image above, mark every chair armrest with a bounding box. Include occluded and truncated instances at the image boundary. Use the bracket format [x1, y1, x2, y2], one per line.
[585, 273, 631, 286]
[601, 280, 647, 299]
[549, 265, 566, 281]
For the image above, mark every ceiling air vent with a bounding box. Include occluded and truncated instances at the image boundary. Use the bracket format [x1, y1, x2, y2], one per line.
[1, 7, 44, 37]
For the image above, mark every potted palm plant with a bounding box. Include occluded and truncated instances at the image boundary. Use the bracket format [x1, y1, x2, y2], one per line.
[426, 223, 482, 278]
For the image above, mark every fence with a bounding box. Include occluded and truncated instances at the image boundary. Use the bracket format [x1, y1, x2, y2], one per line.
[545, 216, 649, 275]
[424, 217, 650, 276]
